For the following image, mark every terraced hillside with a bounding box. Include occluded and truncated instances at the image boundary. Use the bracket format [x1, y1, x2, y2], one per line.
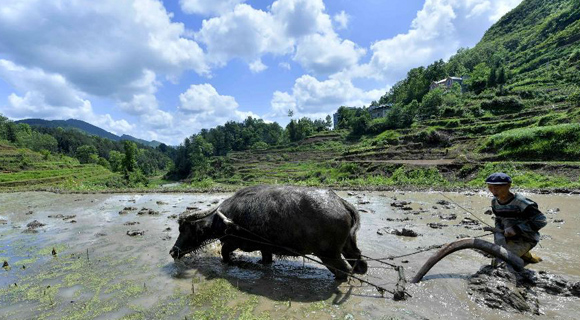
[213, 102, 580, 190]
[0, 142, 120, 191]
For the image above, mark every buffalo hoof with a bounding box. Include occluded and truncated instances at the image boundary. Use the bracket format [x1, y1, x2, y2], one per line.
[353, 260, 368, 274]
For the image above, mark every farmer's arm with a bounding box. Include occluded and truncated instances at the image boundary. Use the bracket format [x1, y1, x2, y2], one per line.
[512, 205, 547, 235]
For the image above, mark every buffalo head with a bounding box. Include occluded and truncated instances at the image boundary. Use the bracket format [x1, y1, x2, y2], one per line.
[169, 209, 220, 260]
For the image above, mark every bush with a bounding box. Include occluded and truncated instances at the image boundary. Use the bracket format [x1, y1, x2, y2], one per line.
[480, 96, 524, 114]
[414, 128, 451, 147]
[481, 123, 580, 160]
[336, 163, 364, 178]
[569, 89, 580, 107]
[569, 49, 580, 64]
[439, 106, 465, 118]
[389, 167, 449, 186]
[251, 141, 269, 150]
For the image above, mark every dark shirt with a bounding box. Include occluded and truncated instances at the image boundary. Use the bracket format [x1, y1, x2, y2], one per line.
[491, 193, 547, 243]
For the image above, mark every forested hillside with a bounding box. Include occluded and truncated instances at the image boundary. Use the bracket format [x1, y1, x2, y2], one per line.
[167, 0, 580, 190]
[0, 114, 173, 190]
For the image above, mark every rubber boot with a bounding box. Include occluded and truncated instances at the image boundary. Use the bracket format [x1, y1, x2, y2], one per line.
[521, 251, 542, 264]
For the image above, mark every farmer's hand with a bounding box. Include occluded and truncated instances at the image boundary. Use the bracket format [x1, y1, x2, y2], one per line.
[504, 227, 517, 237]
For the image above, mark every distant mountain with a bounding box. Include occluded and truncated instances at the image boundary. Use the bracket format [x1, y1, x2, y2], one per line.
[16, 118, 163, 147]
[120, 134, 162, 148]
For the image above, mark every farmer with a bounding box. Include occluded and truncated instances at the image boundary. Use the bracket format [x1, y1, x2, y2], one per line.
[485, 172, 547, 265]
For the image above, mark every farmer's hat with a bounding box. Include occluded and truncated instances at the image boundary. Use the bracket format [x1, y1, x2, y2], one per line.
[485, 172, 512, 185]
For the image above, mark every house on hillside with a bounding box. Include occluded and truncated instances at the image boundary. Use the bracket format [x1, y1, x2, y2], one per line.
[368, 104, 392, 119]
[430, 76, 469, 91]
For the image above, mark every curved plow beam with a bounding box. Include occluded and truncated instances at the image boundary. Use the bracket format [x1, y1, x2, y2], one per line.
[411, 238, 524, 283]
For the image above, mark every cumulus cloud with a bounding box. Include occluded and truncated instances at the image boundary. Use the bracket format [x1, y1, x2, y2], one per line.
[294, 34, 365, 75]
[195, 4, 293, 66]
[249, 59, 268, 73]
[347, 0, 522, 83]
[180, 0, 244, 16]
[269, 75, 383, 120]
[0, 0, 215, 143]
[171, 83, 261, 140]
[333, 10, 350, 30]
[178, 83, 238, 115]
[141, 109, 174, 129]
[271, 0, 333, 37]
[0, 59, 134, 134]
[195, 0, 361, 75]
[0, 0, 207, 103]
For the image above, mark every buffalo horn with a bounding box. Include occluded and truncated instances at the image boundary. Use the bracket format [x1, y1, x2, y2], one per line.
[179, 207, 217, 222]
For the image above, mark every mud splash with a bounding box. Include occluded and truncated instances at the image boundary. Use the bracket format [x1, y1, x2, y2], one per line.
[0, 190, 579, 319]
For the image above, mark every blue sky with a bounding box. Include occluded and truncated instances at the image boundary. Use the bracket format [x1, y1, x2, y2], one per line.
[0, 0, 522, 145]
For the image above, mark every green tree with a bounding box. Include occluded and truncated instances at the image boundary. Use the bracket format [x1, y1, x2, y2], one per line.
[418, 88, 444, 119]
[76, 145, 98, 164]
[467, 62, 491, 93]
[335, 106, 357, 130]
[351, 115, 370, 135]
[6, 123, 17, 143]
[97, 157, 111, 170]
[325, 115, 332, 129]
[295, 117, 314, 141]
[109, 150, 124, 172]
[487, 67, 497, 87]
[570, 89, 580, 107]
[122, 140, 138, 173]
[189, 135, 214, 180]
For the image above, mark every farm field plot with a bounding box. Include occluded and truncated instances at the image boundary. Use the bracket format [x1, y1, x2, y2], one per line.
[1, 191, 578, 319]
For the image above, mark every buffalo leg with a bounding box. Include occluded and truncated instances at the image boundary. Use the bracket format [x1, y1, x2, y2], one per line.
[342, 235, 368, 274]
[259, 250, 273, 264]
[221, 241, 238, 264]
[320, 255, 351, 280]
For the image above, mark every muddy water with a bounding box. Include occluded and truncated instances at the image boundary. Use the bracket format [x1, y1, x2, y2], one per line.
[0, 191, 578, 319]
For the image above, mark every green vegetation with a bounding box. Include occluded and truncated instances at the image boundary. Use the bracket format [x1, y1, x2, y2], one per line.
[482, 124, 580, 160]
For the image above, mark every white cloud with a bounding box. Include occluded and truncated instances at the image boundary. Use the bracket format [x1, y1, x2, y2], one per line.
[270, 0, 333, 37]
[249, 59, 268, 73]
[195, 0, 359, 75]
[195, 4, 293, 66]
[171, 83, 263, 140]
[349, 0, 523, 83]
[0, 59, 134, 134]
[294, 34, 365, 75]
[0, 0, 215, 144]
[178, 83, 238, 115]
[141, 109, 174, 129]
[278, 62, 291, 70]
[333, 10, 350, 30]
[489, 0, 522, 21]
[180, 0, 244, 16]
[271, 91, 297, 116]
[0, 0, 208, 102]
[269, 75, 383, 120]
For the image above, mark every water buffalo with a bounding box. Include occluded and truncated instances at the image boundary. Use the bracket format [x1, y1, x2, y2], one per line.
[169, 185, 368, 280]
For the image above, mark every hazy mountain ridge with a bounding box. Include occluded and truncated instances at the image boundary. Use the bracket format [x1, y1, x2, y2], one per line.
[16, 118, 162, 147]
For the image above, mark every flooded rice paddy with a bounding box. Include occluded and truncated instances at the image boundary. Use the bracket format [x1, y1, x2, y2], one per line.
[0, 190, 579, 319]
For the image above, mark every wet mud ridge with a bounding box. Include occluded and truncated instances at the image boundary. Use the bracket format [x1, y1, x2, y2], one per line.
[468, 265, 580, 314]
